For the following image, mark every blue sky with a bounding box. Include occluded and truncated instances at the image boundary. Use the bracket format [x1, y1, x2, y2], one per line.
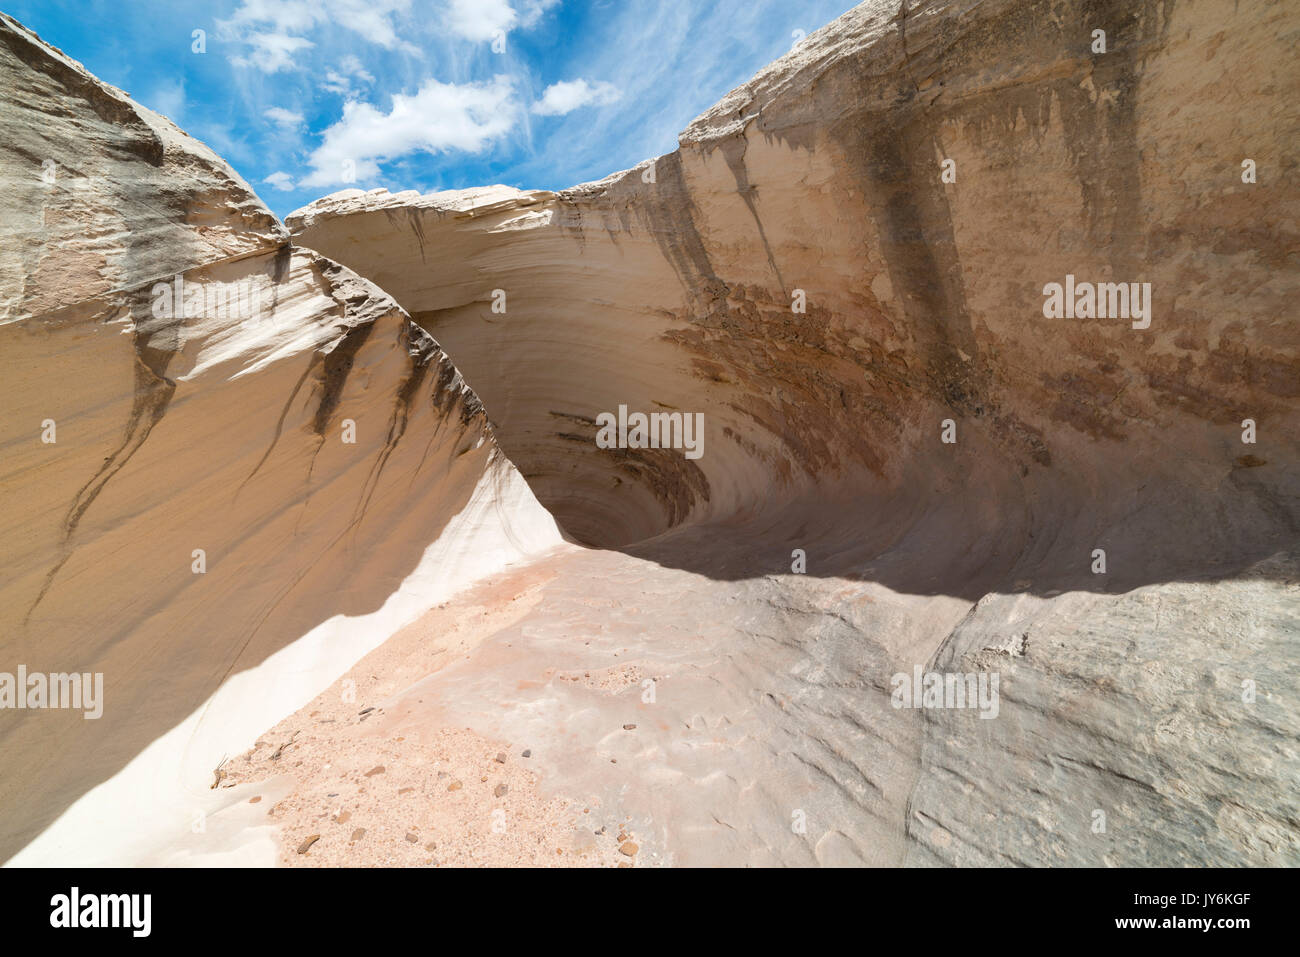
[9, 0, 855, 219]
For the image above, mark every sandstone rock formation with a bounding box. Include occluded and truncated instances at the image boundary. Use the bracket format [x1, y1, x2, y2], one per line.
[2, 0, 1297, 867]
[287, 0, 1299, 865]
[0, 13, 559, 865]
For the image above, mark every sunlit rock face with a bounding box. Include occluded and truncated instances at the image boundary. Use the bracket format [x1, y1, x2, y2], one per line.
[0, 13, 559, 864]
[287, 0, 1299, 865]
[289, 0, 1298, 561]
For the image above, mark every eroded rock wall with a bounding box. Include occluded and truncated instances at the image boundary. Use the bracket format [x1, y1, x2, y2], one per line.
[285, 0, 1300, 865]
[0, 13, 559, 865]
[291, 0, 1298, 560]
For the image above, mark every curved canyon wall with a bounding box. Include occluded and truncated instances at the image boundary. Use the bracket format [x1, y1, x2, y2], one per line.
[286, 0, 1299, 864]
[0, 13, 560, 865]
[291, 0, 1299, 565]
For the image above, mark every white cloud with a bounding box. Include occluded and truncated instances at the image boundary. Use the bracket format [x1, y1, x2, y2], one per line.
[232, 32, 315, 73]
[445, 0, 516, 41]
[516, 0, 562, 29]
[264, 107, 306, 128]
[220, 0, 415, 73]
[222, 0, 414, 47]
[263, 171, 297, 190]
[300, 76, 520, 188]
[329, 0, 413, 49]
[444, 0, 559, 42]
[532, 79, 621, 117]
[221, 0, 318, 35]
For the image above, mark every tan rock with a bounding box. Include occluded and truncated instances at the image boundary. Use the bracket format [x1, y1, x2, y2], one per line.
[283, 0, 1300, 868]
[0, 12, 559, 866]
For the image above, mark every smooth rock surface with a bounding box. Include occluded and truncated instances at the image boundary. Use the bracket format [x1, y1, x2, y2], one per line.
[283, 0, 1299, 865]
[0, 13, 559, 865]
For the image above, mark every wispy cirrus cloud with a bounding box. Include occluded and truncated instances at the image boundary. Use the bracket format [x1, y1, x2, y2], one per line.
[231, 31, 314, 73]
[219, 0, 417, 60]
[321, 55, 376, 97]
[263, 106, 305, 128]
